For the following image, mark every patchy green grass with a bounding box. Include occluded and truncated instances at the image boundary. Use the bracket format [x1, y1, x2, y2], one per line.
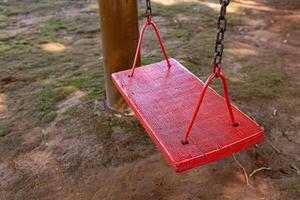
[229, 65, 286, 100]
[0, 14, 8, 28]
[0, 42, 11, 53]
[6, 40, 32, 54]
[153, 3, 200, 18]
[169, 28, 190, 38]
[35, 85, 77, 123]
[0, 30, 32, 55]
[37, 14, 100, 43]
[0, 121, 11, 138]
[58, 68, 105, 99]
[0, 31, 11, 41]
[38, 17, 77, 42]
[0, 0, 103, 128]
[148, 2, 218, 25]
[3, 0, 70, 16]
[279, 177, 300, 194]
[142, 56, 165, 65]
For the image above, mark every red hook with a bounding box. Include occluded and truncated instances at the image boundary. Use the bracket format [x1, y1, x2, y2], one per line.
[129, 18, 171, 77]
[182, 67, 238, 144]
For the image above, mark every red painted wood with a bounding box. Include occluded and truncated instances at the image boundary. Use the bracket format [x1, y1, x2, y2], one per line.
[112, 58, 264, 173]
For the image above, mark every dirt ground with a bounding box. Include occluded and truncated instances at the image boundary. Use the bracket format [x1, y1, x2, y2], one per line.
[0, 0, 299, 199]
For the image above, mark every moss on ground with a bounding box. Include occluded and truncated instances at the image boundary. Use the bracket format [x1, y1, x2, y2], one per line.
[2, 0, 70, 16]
[0, 42, 11, 53]
[37, 17, 76, 42]
[58, 67, 105, 99]
[35, 85, 77, 123]
[228, 64, 286, 100]
[0, 14, 8, 28]
[0, 31, 10, 41]
[0, 121, 11, 138]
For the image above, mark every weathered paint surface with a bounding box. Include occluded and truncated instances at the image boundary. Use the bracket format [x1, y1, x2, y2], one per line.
[112, 59, 264, 172]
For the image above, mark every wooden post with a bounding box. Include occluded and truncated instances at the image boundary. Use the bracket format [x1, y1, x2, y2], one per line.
[98, 0, 140, 112]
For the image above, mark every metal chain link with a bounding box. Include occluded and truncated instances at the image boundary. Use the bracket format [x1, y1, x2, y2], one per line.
[146, 0, 152, 19]
[213, 0, 230, 71]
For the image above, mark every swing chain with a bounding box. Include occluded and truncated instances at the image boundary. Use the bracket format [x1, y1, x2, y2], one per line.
[146, 0, 152, 20]
[213, 0, 230, 74]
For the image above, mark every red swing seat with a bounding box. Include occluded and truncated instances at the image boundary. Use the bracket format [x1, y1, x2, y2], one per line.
[112, 59, 264, 172]
[112, 17, 264, 172]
